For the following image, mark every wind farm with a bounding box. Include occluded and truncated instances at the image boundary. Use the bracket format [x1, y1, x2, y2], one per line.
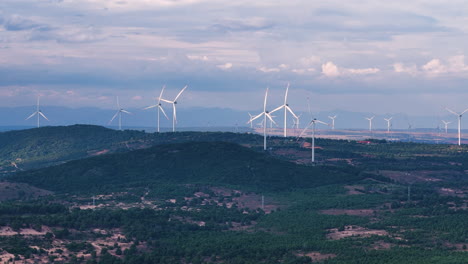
[3, 1, 468, 263]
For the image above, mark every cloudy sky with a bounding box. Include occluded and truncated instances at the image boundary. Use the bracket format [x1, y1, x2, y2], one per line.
[1, 0, 468, 116]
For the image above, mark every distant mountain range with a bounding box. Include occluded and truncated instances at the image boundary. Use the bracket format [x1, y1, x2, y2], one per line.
[0, 106, 460, 131]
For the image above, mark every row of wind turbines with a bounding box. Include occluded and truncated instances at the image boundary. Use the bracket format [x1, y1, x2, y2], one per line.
[26, 85, 189, 132]
[25, 84, 468, 149]
[247, 84, 468, 162]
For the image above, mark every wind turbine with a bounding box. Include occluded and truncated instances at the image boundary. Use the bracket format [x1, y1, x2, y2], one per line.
[248, 88, 276, 150]
[144, 85, 169, 132]
[384, 117, 393, 132]
[365, 116, 375, 132]
[299, 118, 328, 163]
[109, 96, 131, 130]
[441, 120, 451, 134]
[160, 85, 188, 132]
[26, 96, 49, 128]
[270, 83, 298, 137]
[248, 113, 254, 128]
[446, 108, 468, 145]
[328, 115, 337, 130]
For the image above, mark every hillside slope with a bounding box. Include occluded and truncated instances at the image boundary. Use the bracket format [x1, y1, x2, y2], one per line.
[10, 141, 362, 193]
[0, 125, 263, 174]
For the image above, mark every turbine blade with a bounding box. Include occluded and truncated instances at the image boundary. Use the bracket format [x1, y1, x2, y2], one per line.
[266, 113, 276, 125]
[174, 85, 187, 102]
[446, 108, 458, 116]
[121, 109, 132, 114]
[263, 88, 269, 112]
[144, 105, 158, 110]
[298, 122, 313, 138]
[270, 105, 284, 114]
[284, 83, 289, 104]
[286, 106, 298, 119]
[461, 109, 468, 115]
[160, 98, 173, 104]
[25, 112, 37, 120]
[39, 111, 49, 121]
[158, 85, 166, 104]
[109, 111, 119, 124]
[247, 113, 263, 124]
[316, 120, 328, 126]
[159, 105, 169, 120]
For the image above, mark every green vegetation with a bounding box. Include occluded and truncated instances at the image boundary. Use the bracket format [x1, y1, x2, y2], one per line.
[9, 141, 362, 193]
[1, 126, 468, 263]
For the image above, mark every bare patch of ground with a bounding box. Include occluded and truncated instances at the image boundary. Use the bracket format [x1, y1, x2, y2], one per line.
[371, 240, 393, 250]
[327, 225, 388, 240]
[344, 185, 365, 195]
[295, 251, 337, 262]
[379, 170, 444, 184]
[0, 182, 52, 201]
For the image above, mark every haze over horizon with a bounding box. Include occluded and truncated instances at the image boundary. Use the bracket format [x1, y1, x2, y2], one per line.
[2, 1, 468, 120]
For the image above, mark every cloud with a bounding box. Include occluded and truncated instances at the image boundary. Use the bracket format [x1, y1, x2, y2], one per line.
[347, 68, 380, 74]
[393, 63, 418, 75]
[321, 62, 340, 77]
[217, 63, 232, 70]
[1, 14, 49, 31]
[258, 66, 280, 73]
[422, 55, 468, 76]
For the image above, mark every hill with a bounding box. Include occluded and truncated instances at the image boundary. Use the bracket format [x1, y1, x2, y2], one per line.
[9, 141, 361, 193]
[0, 125, 265, 175]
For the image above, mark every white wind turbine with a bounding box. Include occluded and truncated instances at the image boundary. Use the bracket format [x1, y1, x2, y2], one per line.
[328, 115, 337, 130]
[365, 116, 375, 132]
[109, 96, 131, 130]
[26, 96, 49, 128]
[160, 85, 188, 132]
[248, 88, 276, 150]
[441, 120, 451, 134]
[299, 118, 329, 163]
[446, 108, 468, 146]
[144, 85, 169, 132]
[384, 117, 393, 132]
[248, 113, 254, 128]
[270, 83, 298, 137]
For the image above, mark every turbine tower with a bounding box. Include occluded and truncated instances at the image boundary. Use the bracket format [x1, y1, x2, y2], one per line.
[144, 85, 169, 132]
[441, 120, 451, 134]
[446, 108, 468, 146]
[160, 85, 188, 132]
[270, 83, 298, 137]
[384, 117, 393, 132]
[26, 96, 49, 128]
[299, 118, 328, 163]
[328, 115, 337, 130]
[248, 88, 276, 150]
[109, 96, 131, 130]
[365, 116, 375, 132]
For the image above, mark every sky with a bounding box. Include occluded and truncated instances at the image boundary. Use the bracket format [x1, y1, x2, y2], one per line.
[1, 0, 468, 119]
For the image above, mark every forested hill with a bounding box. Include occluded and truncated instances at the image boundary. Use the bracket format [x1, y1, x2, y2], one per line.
[9, 141, 362, 193]
[0, 125, 263, 173]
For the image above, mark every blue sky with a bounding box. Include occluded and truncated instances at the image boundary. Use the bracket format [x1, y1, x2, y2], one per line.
[1, 0, 468, 116]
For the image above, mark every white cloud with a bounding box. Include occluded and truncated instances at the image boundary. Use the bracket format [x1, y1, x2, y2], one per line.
[321, 61, 379, 77]
[422, 59, 446, 74]
[217, 62, 233, 70]
[321, 61, 339, 77]
[421, 55, 468, 76]
[347, 68, 380, 75]
[258, 66, 280, 73]
[393, 63, 418, 75]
